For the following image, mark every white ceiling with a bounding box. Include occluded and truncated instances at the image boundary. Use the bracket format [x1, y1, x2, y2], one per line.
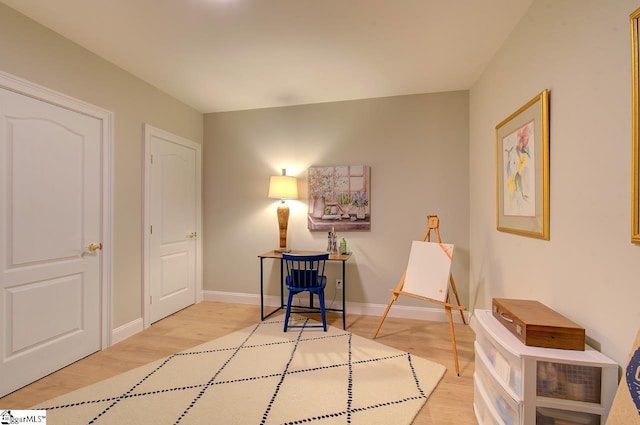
[2, 0, 534, 113]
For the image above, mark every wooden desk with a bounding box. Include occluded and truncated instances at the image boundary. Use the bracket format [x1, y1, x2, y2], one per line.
[258, 250, 352, 329]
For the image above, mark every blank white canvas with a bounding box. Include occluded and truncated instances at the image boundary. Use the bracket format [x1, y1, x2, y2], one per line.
[402, 240, 454, 302]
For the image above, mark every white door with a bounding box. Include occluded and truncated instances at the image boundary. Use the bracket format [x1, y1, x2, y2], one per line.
[0, 87, 104, 396]
[146, 126, 200, 324]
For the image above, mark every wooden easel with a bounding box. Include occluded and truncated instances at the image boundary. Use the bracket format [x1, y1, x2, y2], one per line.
[372, 214, 467, 375]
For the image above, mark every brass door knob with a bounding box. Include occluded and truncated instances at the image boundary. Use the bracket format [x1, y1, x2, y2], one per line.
[87, 242, 103, 252]
[187, 232, 197, 239]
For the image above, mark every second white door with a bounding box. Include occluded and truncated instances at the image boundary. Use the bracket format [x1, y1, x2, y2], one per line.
[147, 126, 200, 323]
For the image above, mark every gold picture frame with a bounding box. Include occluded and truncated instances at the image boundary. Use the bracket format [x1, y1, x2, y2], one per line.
[496, 90, 550, 239]
[630, 8, 640, 243]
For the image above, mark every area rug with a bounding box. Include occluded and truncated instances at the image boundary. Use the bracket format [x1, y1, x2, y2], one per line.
[31, 315, 446, 424]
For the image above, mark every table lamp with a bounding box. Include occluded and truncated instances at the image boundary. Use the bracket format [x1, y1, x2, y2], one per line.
[268, 169, 298, 252]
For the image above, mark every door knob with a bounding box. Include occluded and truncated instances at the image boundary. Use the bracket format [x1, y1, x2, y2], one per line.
[87, 242, 102, 252]
[187, 232, 197, 239]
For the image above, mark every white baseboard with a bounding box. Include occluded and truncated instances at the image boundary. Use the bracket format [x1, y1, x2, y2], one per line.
[203, 290, 469, 324]
[110, 292, 468, 346]
[111, 317, 144, 345]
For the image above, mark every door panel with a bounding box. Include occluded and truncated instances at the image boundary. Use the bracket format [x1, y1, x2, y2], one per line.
[161, 252, 189, 296]
[149, 134, 197, 323]
[10, 118, 84, 265]
[8, 274, 83, 353]
[0, 87, 102, 396]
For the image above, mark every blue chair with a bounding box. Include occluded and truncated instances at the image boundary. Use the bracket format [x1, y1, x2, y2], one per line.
[282, 253, 329, 331]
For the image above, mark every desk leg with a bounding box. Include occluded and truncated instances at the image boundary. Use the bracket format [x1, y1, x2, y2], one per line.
[342, 260, 346, 330]
[260, 258, 265, 320]
[259, 257, 287, 321]
[280, 258, 284, 310]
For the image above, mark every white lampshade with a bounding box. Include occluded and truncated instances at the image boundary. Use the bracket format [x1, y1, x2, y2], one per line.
[268, 171, 298, 200]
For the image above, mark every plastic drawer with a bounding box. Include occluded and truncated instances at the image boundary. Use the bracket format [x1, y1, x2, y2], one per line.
[536, 406, 600, 425]
[536, 360, 602, 404]
[473, 313, 523, 396]
[474, 377, 504, 425]
[475, 343, 521, 425]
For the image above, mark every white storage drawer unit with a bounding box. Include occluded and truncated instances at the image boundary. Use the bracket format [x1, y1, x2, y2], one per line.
[471, 310, 618, 425]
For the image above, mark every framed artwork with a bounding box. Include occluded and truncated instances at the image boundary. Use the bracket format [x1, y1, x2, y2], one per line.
[307, 165, 370, 231]
[631, 8, 640, 243]
[496, 90, 550, 240]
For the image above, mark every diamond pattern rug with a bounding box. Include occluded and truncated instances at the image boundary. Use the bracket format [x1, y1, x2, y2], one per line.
[32, 315, 446, 424]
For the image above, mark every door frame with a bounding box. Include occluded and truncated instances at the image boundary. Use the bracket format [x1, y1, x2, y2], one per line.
[142, 124, 202, 328]
[0, 70, 113, 348]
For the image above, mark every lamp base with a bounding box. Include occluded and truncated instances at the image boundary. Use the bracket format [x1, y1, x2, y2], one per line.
[276, 203, 291, 253]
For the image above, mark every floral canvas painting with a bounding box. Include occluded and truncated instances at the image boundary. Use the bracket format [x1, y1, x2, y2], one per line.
[308, 165, 370, 231]
[502, 120, 535, 217]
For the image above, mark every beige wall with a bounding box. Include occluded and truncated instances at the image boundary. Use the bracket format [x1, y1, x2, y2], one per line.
[203, 92, 470, 309]
[0, 4, 204, 328]
[470, 0, 639, 365]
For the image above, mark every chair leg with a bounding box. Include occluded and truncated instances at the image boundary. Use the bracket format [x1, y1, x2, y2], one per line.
[318, 290, 327, 331]
[284, 291, 294, 332]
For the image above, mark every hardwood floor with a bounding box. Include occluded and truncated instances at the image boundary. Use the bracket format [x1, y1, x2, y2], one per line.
[0, 302, 478, 424]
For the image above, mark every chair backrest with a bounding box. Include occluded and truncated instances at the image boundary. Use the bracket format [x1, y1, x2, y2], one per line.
[282, 253, 329, 289]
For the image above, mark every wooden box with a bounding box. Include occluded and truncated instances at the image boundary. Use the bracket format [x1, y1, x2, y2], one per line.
[492, 298, 585, 351]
